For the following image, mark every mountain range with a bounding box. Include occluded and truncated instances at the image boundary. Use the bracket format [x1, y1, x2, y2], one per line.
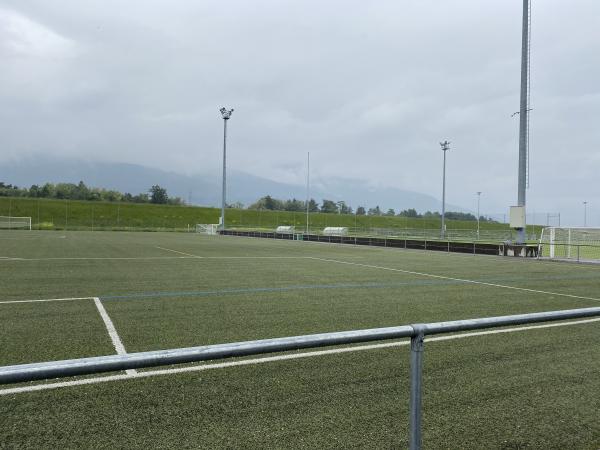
[0, 158, 466, 213]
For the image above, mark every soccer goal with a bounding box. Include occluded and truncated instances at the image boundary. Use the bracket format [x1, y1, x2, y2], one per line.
[0, 216, 32, 230]
[196, 224, 219, 235]
[538, 227, 600, 262]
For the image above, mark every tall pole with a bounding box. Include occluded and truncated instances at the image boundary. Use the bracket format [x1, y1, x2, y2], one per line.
[476, 191, 481, 240]
[219, 107, 234, 231]
[516, 0, 531, 244]
[583, 201, 588, 227]
[440, 141, 450, 239]
[306, 152, 310, 233]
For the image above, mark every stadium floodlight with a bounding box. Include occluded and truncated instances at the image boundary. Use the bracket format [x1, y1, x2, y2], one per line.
[439, 140, 450, 239]
[514, 0, 532, 244]
[219, 107, 234, 231]
[583, 201, 588, 227]
[476, 192, 482, 240]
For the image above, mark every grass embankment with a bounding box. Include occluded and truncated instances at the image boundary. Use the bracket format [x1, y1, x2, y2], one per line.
[0, 196, 537, 236]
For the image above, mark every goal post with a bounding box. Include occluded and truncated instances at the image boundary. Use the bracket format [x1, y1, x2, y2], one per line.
[196, 224, 218, 235]
[539, 227, 600, 262]
[0, 216, 32, 230]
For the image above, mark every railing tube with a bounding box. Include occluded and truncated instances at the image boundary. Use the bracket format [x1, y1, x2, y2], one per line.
[409, 326, 426, 450]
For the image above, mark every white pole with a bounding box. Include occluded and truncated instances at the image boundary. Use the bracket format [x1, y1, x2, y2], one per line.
[440, 141, 450, 239]
[583, 201, 587, 227]
[306, 152, 310, 234]
[476, 192, 481, 240]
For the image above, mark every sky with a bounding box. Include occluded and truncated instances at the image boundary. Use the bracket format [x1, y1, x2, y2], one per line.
[0, 0, 599, 225]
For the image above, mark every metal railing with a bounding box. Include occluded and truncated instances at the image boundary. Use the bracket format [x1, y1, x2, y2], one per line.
[2, 307, 599, 449]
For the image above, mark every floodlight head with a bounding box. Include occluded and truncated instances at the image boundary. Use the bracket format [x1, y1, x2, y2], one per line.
[440, 140, 451, 151]
[220, 107, 234, 120]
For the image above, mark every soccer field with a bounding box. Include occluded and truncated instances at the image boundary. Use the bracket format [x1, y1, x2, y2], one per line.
[1, 230, 599, 448]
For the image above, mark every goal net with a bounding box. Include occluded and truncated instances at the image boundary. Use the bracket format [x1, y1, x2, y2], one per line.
[0, 216, 32, 230]
[539, 227, 600, 262]
[196, 224, 218, 235]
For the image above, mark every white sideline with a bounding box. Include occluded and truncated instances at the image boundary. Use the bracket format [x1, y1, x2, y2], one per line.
[309, 257, 600, 303]
[1, 316, 599, 396]
[0, 256, 196, 261]
[93, 297, 136, 375]
[0, 255, 312, 261]
[0, 296, 94, 305]
[155, 246, 203, 258]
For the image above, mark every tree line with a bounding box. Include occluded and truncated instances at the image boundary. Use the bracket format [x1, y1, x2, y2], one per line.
[0, 181, 184, 205]
[245, 196, 494, 222]
[0, 181, 494, 222]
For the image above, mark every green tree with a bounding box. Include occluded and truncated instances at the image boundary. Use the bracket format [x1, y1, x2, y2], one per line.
[320, 199, 338, 214]
[308, 199, 319, 212]
[367, 206, 381, 216]
[149, 185, 168, 204]
[398, 208, 420, 218]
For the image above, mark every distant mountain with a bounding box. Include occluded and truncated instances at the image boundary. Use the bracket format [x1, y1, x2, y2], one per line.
[0, 158, 466, 213]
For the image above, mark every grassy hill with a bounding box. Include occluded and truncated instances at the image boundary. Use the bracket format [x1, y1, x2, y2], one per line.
[0, 197, 537, 239]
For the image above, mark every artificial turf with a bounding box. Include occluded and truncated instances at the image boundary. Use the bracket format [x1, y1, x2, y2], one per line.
[0, 230, 598, 448]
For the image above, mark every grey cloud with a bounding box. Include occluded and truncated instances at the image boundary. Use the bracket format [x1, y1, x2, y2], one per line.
[0, 0, 599, 225]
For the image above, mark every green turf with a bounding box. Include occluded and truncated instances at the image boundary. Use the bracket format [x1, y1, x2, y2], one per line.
[0, 230, 598, 448]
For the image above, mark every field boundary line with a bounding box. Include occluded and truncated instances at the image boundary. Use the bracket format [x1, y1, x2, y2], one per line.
[155, 246, 203, 258]
[308, 257, 600, 303]
[0, 296, 94, 305]
[93, 298, 136, 375]
[2, 316, 599, 395]
[0, 256, 199, 262]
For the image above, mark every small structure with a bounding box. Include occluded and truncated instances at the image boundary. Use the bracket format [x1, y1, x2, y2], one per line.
[275, 226, 295, 234]
[323, 227, 348, 236]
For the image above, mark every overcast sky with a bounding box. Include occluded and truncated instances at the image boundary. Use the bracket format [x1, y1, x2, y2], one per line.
[1, 0, 599, 224]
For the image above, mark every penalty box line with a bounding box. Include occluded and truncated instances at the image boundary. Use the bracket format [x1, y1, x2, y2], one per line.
[93, 297, 136, 375]
[0, 296, 135, 375]
[0, 296, 95, 305]
[1, 316, 599, 396]
[308, 257, 600, 304]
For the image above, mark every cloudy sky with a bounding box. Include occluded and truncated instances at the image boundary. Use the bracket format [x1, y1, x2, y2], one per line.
[1, 0, 599, 224]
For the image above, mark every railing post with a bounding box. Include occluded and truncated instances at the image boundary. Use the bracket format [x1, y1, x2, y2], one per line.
[409, 327, 425, 450]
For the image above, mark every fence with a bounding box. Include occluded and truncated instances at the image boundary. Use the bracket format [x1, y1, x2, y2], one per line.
[1, 306, 599, 449]
[221, 229, 534, 257]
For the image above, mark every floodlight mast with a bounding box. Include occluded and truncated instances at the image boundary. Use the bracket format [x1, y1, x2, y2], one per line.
[440, 140, 450, 239]
[516, 0, 531, 244]
[583, 201, 588, 227]
[220, 107, 234, 231]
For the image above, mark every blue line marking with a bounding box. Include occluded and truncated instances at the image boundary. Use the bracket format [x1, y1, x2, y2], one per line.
[100, 279, 462, 301]
[99, 273, 599, 301]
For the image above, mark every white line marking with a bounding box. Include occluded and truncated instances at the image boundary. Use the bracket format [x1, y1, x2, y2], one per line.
[0, 255, 311, 262]
[308, 257, 600, 303]
[1, 317, 598, 395]
[0, 256, 195, 262]
[0, 296, 94, 305]
[93, 297, 136, 375]
[155, 246, 203, 258]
